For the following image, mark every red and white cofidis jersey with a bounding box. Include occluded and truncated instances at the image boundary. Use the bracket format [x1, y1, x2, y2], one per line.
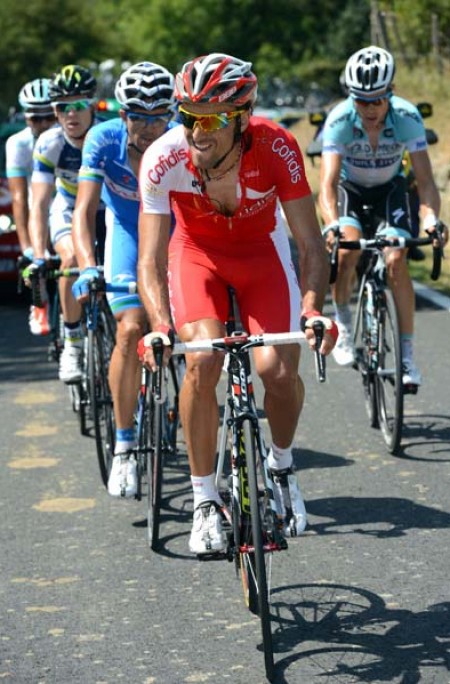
[139, 117, 311, 249]
[139, 117, 311, 333]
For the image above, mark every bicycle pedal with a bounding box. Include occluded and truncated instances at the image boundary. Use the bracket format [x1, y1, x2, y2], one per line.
[403, 383, 418, 395]
[196, 551, 228, 562]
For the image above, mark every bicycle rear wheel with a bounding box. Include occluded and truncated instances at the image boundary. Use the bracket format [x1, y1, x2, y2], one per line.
[88, 309, 115, 486]
[69, 336, 90, 437]
[147, 389, 163, 550]
[375, 289, 403, 453]
[240, 419, 275, 682]
[353, 280, 378, 428]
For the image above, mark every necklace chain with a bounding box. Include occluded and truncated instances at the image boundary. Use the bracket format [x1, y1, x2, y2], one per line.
[201, 150, 241, 183]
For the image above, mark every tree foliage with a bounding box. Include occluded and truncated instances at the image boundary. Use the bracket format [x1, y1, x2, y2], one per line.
[0, 0, 447, 115]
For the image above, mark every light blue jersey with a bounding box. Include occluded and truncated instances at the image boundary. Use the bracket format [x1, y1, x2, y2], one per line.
[322, 95, 427, 187]
[79, 118, 140, 230]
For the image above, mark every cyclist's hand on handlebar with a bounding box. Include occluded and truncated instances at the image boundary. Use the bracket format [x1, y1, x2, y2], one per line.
[425, 218, 448, 246]
[322, 221, 341, 251]
[72, 267, 101, 302]
[300, 310, 338, 355]
[137, 326, 175, 372]
[22, 258, 46, 287]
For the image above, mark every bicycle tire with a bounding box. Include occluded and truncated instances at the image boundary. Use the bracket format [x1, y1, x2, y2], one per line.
[375, 288, 403, 453]
[353, 279, 378, 428]
[242, 419, 275, 682]
[72, 337, 90, 437]
[147, 388, 163, 550]
[88, 315, 115, 486]
[135, 371, 150, 502]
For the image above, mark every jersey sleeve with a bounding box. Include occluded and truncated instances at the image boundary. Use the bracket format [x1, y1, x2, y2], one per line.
[139, 141, 173, 215]
[268, 125, 311, 202]
[32, 132, 57, 185]
[78, 126, 108, 184]
[394, 101, 428, 153]
[5, 133, 31, 178]
[321, 100, 352, 155]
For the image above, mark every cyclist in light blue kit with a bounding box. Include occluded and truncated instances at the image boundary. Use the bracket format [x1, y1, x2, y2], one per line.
[319, 46, 445, 391]
[72, 62, 176, 498]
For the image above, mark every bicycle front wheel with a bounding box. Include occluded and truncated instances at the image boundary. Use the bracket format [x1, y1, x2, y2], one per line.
[375, 289, 403, 453]
[353, 279, 378, 428]
[241, 420, 275, 682]
[88, 316, 115, 486]
[147, 392, 163, 551]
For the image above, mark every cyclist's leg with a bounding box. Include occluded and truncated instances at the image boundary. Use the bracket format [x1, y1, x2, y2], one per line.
[169, 241, 229, 553]
[375, 177, 420, 386]
[104, 212, 146, 497]
[234, 230, 305, 534]
[49, 200, 83, 383]
[329, 182, 364, 365]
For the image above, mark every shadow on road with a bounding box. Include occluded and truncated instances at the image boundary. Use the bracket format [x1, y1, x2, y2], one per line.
[306, 495, 450, 538]
[270, 581, 450, 683]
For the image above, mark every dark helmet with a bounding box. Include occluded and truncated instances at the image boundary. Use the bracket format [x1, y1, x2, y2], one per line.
[49, 64, 97, 100]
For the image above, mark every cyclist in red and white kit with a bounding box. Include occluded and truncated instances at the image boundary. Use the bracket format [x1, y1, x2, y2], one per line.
[138, 53, 338, 555]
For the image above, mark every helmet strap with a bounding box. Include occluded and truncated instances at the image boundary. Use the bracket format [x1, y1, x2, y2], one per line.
[211, 117, 242, 170]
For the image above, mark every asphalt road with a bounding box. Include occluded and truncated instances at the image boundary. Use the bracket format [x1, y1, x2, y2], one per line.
[1, 286, 449, 684]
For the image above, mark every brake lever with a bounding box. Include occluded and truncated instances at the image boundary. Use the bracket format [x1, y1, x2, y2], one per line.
[312, 321, 326, 383]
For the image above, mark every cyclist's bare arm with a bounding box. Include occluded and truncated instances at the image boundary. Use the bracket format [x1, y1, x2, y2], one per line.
[410, 150, 445, 237]
[138, 211, 173, 369]
[318, 151, 342, 233]
[72, 179, 103, 269]
[29, 181, 53, 259]
[282, 195, 336, 355]
[8, 176, 30, 252]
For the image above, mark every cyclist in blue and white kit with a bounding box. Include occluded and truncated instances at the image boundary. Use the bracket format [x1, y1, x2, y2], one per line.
[6, 78, 56, 335]
[72, 62, 176, 498]
[319, 46, 445, 390]
[28, 65, 100, 384]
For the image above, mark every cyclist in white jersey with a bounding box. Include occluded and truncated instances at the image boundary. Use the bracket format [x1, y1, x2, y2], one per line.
[72, 62, 176, 498]
[319, 46, 446, 390]
[28, 65, 99, 384]
[6, 78, 56, 335]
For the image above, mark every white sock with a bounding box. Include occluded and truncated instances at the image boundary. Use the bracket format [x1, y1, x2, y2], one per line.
[333, 302, 352, 330]
[191, 472, 221, 509]
[115, 440, 136, 455]
[267, 443, 293, 471]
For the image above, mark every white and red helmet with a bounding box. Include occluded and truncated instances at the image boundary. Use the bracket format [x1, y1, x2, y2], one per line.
[175, 53, 257, 106]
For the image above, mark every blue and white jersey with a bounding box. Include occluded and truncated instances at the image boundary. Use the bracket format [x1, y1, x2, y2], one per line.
[78, 117, 176, 229]
[322, 95, 427, 187]
[32, 119, 101, 207]
[6, 126, 35, 181]
[79, 118, 138, 228]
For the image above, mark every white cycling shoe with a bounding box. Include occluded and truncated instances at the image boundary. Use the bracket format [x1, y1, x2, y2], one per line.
[332, 324, 355, 366]
[59, 345, 82, 384]
[189, 501, 226, 555]
[108, 452, 137, 498]
[402, 360, 422, 390]
[271, 468, 307, 537]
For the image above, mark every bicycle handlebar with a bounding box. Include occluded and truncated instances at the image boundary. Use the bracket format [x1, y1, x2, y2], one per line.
[172, 330, 307, 355]
[172, 329, 326, 384]
[333, 232, 444, 281]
